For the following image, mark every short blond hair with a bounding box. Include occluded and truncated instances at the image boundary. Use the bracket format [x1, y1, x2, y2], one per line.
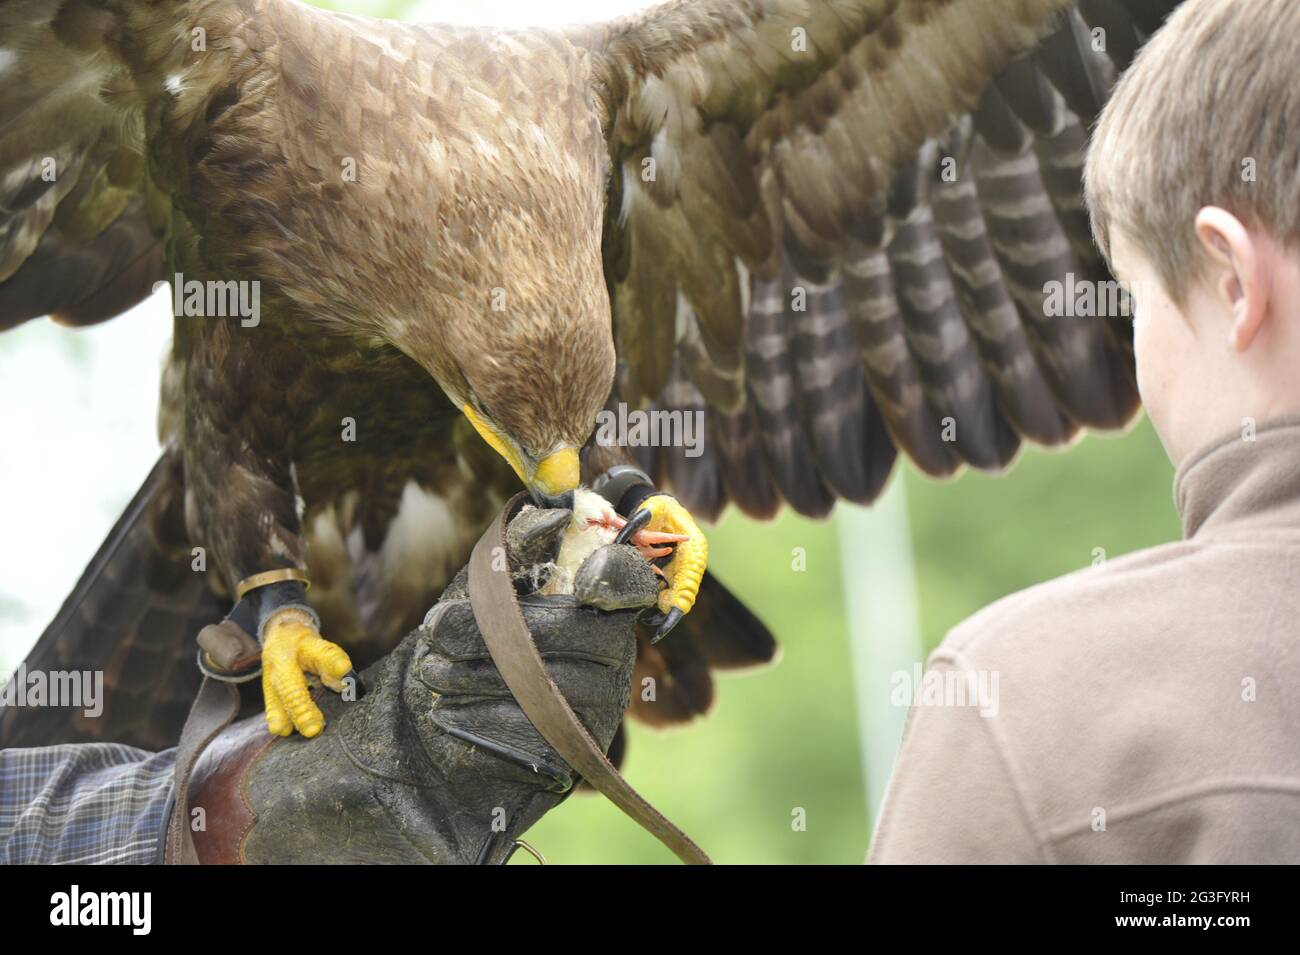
[1084, 0, 1300, 303]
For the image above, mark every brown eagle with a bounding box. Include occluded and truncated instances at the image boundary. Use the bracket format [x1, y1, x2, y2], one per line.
[0, 0, 1179, 750]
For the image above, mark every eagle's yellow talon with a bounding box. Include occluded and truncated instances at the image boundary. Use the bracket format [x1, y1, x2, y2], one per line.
[260, 608, 352, 738]
[263, 684, 293, 737]
[639, 495, 708, 617]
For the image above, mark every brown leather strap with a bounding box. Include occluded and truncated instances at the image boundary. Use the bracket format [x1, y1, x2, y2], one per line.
[468, 493, 711, 865]
[167, 677, 241, 864]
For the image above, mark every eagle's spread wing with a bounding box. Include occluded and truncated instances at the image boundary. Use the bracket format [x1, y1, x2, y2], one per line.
[0, 0, 174, 330]
[579, 0, 1179, 522]
[0, 0, 1189, 750]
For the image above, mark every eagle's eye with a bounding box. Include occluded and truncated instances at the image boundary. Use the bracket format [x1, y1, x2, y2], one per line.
[468, 394, 499, 429]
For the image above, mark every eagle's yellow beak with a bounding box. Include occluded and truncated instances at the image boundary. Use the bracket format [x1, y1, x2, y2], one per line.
[532, 447, 580, 499]
[463, 404, 579, 507]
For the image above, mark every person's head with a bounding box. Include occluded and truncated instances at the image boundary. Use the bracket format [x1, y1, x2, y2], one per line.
[1084, 0, 1300, 466]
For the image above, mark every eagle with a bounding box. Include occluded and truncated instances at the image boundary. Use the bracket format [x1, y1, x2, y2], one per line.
[0, 0, 1179, 751]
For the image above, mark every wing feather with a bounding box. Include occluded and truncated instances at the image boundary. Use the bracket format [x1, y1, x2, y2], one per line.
[579, 0, 1180, 519]
[0, 0, 177, 330]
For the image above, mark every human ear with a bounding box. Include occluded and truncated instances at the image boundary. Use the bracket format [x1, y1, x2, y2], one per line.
[1195, 206, 1268, 351]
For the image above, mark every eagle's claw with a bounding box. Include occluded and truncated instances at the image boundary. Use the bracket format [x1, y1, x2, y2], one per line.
[261, 608, 354, 738]
[641, 606, 685, 644]
[613, 506, 652, 546]
[627, 494, 707, 639]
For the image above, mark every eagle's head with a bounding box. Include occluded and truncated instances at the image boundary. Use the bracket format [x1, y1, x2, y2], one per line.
[392, 195, 616, 510]
[333, 36, 616, 509]
[447, 280, 616, 509]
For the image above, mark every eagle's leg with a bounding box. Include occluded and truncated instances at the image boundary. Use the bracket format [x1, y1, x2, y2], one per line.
[591, 466, 709, 642]
[182, 329, 354, 738]
[260, 607, 354, 738]
[214, 576, 355, 740]
[630, 494, 708, 641]
[218, 575, 355, 738]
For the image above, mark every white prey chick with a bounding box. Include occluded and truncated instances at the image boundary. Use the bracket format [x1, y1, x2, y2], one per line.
[539, 488, 687, 596]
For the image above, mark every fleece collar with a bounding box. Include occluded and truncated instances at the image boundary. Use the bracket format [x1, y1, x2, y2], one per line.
[1175, 415, 1300, 540]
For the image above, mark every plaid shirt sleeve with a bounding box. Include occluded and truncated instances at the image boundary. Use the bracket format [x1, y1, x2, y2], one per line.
[0, 743, 175, 864]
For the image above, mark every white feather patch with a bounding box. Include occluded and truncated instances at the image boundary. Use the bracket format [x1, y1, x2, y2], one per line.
[538, 488, 622, 596]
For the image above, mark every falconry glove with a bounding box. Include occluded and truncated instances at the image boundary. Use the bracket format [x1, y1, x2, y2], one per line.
[168, 503, 658, 864]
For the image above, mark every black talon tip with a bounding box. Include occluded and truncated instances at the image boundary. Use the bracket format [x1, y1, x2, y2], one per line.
[651, 607, 684, 644]
[345, 669, 366, 699]
[614, 507, 652, 546]
[639, 607, 665, 627]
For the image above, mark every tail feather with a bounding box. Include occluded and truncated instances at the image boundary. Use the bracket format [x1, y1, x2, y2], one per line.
[629, 570, 776, 727]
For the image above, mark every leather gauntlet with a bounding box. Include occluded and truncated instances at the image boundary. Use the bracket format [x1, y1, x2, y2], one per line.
[173, 505, 659, 863]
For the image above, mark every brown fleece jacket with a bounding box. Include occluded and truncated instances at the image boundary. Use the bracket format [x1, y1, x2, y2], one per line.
[869, 417, 1300, 864]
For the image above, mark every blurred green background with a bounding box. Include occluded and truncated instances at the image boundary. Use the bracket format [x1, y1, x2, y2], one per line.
[0, 0, 1186, 866]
